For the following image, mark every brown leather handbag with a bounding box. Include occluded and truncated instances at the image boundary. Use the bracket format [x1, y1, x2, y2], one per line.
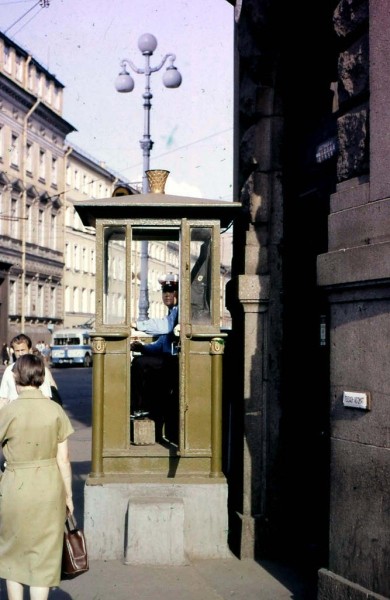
[61, 513, 89, 579]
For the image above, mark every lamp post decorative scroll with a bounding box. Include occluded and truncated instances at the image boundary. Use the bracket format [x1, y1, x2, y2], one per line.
[115, 33, 182, 320]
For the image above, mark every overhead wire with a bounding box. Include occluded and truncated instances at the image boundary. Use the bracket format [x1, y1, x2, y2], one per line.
[121, 128, 233, 173]
[3, 0, 50, 36]
[4, 0, 41, 33]
[11, 6, 44, 37]
[0, 122, 234, 223]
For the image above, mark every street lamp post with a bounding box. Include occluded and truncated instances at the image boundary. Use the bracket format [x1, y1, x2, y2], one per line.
[115, 33, 182, 320]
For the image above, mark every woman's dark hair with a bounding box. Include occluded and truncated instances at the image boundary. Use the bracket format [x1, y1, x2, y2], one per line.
[13, 354, 45, 388]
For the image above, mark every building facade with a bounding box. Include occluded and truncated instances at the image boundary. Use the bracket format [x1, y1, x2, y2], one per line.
[228, 1, 389, 599]
[0, 32, 74, 345]
[63, 145, 133, 330]
[0, 33, 137, 345]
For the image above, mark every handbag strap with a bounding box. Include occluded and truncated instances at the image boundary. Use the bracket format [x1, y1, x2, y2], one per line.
[65, 512, 78, 532]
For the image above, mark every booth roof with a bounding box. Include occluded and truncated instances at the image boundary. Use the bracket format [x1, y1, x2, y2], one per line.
[74, 193, 242, 229]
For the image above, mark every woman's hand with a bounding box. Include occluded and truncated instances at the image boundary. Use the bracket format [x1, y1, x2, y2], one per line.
[66, 496, 74, 515]
[57, 440, 74, 516]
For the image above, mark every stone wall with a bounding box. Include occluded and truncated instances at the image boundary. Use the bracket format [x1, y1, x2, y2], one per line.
[317, 1, 390, 598]
[227, 0, 284, 559]
[230, 0, 389, 597]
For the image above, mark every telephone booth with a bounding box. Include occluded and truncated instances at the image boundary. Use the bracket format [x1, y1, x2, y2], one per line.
[75, 177, 241, 563]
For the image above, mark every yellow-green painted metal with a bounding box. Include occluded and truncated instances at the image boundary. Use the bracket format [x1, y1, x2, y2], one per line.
[210, 337, 225, 478]
[90, 337, 105, 478]
[75, 192, 241, 482]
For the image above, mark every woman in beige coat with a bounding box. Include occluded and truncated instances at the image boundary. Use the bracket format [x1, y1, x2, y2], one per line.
[0, 354, 74, 600]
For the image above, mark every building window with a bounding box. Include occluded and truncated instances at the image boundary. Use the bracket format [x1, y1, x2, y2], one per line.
[50, 286, 56, 317]
[37, 71, 44, 97]
[38, 285, 44, 317]
[82, 288, 88, 313]
[82, 247, 87, 272]
[118, 257, 125, 281]
[9, 280, 16, 314]
[11, 198, 18, 238]
[45, 79, 51, 103]
[50, 213, 57, 248]
[74, 169, 80, 190]
[65, 243, 71, 268]
[90, 249, 95, 274]
[51, 156, 58, 185]
[26, 204, 32, 242]
[38, 209, 45, 245]
[11, 134, 19, 166]
[74, 245, 80, 271]
[28, 64, 34, 90]
[66, 163, 72, 186]
[53, 86, 61, 110]
[39, 149, 46, 180]
[25, 283, 31, 316]
[26, 142, 33, 173]
[4, 46, 11, 73]
[73, 287, 79, 312]
[16, 54, 23, 81]
[65, 286, 70, 311]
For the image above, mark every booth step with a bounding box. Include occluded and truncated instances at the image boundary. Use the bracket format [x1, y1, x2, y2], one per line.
[124, 497, 186, 566]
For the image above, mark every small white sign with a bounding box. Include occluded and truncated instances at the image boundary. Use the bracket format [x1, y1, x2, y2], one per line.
[343, 391, 371, 410]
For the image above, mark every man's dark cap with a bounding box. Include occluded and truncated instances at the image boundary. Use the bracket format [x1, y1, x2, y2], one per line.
[162, 283, 178, 292]
[159, 273, 179, 292]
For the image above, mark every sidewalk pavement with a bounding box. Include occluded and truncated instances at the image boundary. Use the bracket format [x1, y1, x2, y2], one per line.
[53, 556, 314, 600]
[54, 416, 315, 599]
[0, 363, 315, 600]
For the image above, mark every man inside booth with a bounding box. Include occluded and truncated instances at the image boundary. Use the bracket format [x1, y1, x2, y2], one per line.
[130, 273, 179, 443]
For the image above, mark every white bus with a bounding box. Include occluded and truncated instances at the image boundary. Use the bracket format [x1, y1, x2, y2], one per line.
[50, 328, 93, 367]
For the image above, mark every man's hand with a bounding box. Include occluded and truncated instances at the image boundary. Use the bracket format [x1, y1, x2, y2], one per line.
[130, 340, 144, 353]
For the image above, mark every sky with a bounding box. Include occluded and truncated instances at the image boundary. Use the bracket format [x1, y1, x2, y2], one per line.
[0, 0, 234, 200]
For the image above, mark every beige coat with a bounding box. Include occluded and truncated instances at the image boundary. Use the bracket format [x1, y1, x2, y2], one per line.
[0, 389, 74, 587]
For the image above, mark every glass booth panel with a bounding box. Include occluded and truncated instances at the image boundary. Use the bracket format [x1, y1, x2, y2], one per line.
[103, 226, 126, 325]
[130, 231, 180, 324]
[190, 227, 212, 324]
[130, 229, 180, 445]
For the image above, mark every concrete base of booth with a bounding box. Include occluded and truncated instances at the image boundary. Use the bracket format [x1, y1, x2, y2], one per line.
[125, 496, 186, 565]
[84, 477, 232, 564]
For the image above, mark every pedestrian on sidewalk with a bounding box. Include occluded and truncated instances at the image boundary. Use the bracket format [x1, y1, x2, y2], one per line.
[1, 343, 9, 366]
[0, 353, 74, 600]
[0, 334, 58, 409]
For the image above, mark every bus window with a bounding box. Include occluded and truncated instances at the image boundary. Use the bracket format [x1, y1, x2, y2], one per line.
[51, 329, 93, 367]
